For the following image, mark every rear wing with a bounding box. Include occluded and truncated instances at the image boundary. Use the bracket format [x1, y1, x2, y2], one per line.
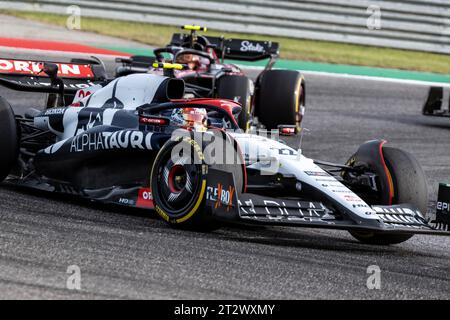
[0, 58, 106, 93]
[170, 33, 279, 61]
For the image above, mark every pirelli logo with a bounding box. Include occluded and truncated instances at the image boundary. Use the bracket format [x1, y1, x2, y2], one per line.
[437, 202, 450, 213]
[207, 183, 235, 211]
[436, 183, 450, 227]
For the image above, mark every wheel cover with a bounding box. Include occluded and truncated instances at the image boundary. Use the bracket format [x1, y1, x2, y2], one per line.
[156, 151, 202, 216]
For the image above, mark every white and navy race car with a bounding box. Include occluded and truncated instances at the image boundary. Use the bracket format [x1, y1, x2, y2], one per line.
[0, 58, 448, 245]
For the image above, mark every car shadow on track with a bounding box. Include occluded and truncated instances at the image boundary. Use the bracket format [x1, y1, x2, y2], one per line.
[215, 224, 443, 258]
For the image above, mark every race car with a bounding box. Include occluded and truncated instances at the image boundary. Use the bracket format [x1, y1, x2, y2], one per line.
[115, 25, 305, 131]
[0, 58, 449, 246]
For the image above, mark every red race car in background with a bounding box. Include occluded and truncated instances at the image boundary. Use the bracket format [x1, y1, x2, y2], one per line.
[115, 25, 305, 131]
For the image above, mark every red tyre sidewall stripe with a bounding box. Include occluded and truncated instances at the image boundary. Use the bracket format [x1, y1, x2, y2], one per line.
[379, 140, 394, 205]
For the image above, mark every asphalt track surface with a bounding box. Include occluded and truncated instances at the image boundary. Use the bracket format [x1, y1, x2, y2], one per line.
[0, 46, 450, 299]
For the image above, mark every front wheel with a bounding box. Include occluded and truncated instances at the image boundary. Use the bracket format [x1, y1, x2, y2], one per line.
[346, 144, 428, 245]
[151, 132, 244, 230]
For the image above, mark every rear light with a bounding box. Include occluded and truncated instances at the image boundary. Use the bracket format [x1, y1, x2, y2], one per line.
[139, 116, 170, 125]
[278, 125, 298, 136]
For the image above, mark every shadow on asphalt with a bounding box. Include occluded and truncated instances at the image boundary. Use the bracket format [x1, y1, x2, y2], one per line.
[216, 225, 443, 258]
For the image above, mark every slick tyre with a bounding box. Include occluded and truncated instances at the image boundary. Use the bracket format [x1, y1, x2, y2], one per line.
[254, 70, 304, 130]
[0, 97, 19, 182]
[216, 75, 252, 131]
[151, 131, 244, 231]
[349, 147, 428, 245]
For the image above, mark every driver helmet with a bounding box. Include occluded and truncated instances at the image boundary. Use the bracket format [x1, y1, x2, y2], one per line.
[175, 54, 200, 70]
[171, 108, 208, 131]
[175, 53, 210, 71]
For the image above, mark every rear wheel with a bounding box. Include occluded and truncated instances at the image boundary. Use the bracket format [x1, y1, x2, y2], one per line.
[216, 75, 252, 131]
[0, 97, 19, 182]
[151, 132, 244, 231]
[254, 70, 304, 130]
[348, 146, 428, 245]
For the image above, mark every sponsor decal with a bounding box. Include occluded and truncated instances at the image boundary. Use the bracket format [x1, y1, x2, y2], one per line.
[76, 111, 103, 133]
[69, 130, 153, 153]
[0, 59, 94, 78]
[353, 204, 369, 208]
[240, 40, 265, 53]
[437, 202, 450, 212]
[304, 171, 329, 177]
[372, 206, 424, 225]
[434, 183, 450, 229]
[118, 198, 135, 205]
[155, 205, 169, 222]
[343, 194, 362, 202]
[239, 198, 328, 218]
[330, 189, 353, 194]
[7, 78, 90, 89]
[71, 85, 102, 106]
[372, 207, 417, 215]
[207, 183, 235, 211]
[321, 183, 345, 188]
[437, 184, 450, 214]
[136, 188, 154, 208]
[270, 147, 296, 156]
[42, 108, 66, 116]
[139, 116, 170, 125]
[73, 89, 93, 102]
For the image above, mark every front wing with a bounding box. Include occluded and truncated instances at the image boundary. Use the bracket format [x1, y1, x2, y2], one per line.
[6, 168, 449, 236]
[205, 169, 450, 236]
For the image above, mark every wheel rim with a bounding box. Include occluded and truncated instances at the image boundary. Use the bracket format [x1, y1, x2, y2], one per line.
[168, 165, 187, 193]
[155, 150, 202, 216]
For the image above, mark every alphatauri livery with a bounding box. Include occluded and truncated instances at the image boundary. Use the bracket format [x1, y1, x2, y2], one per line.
[0, 59, 449, 246]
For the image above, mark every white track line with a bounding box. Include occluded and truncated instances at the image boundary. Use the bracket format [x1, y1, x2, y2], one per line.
[303, 70, 450, 88]
[239, 65, 450, 88]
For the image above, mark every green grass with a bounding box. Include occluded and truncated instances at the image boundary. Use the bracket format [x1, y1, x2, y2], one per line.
[3, 10, 450, 74]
